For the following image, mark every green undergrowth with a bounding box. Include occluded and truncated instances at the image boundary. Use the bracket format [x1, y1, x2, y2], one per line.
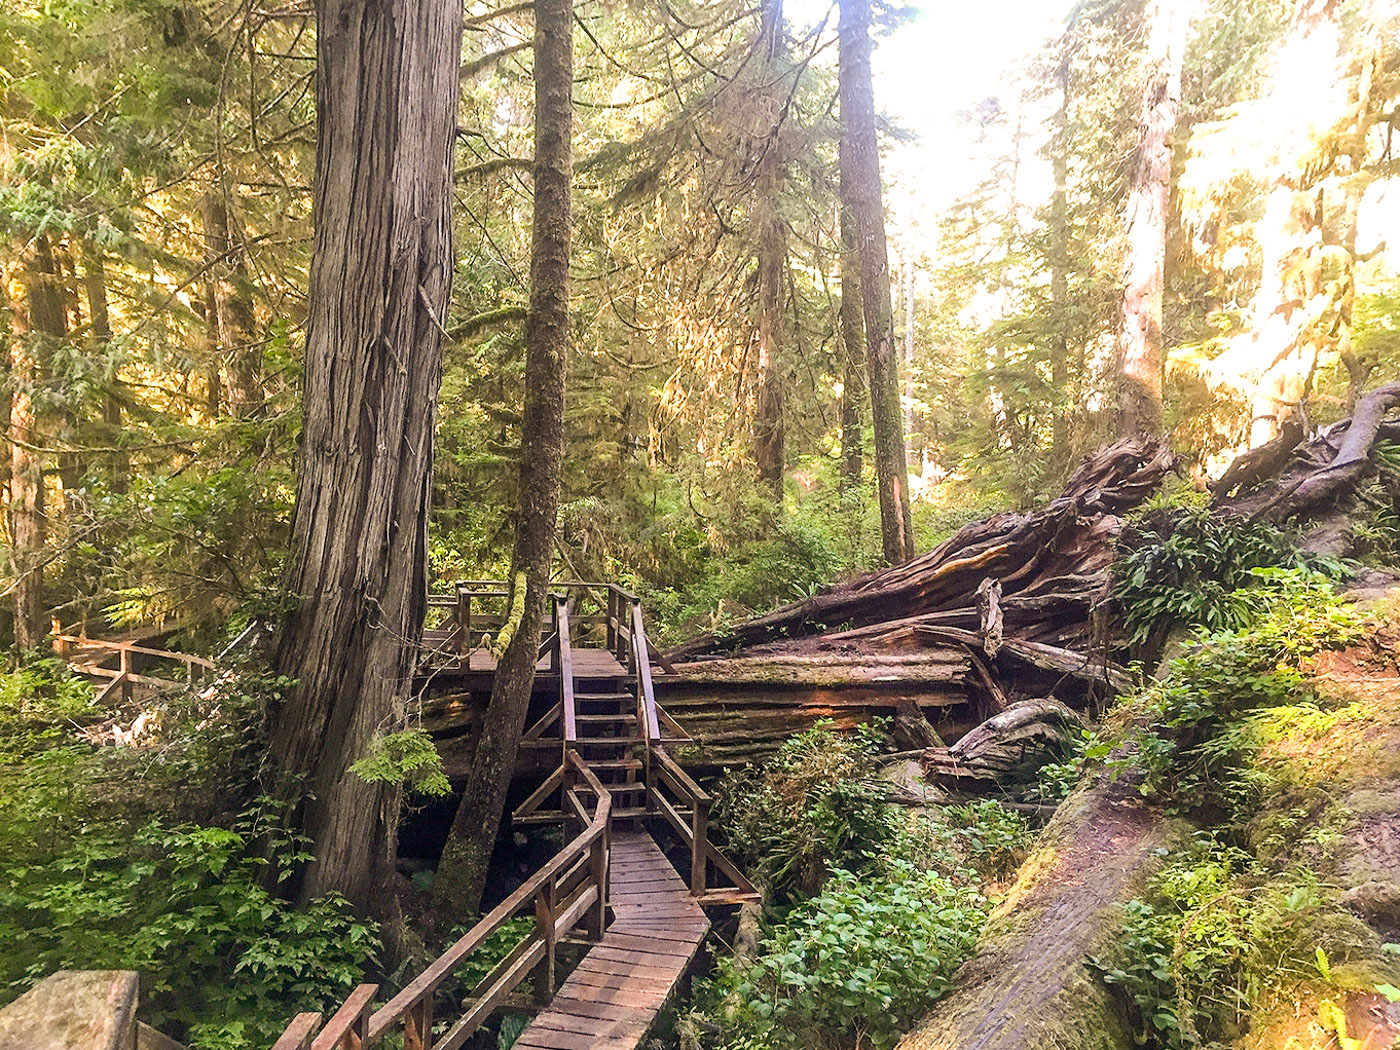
[687, 722, 1035, 1049]
[1088, 569, 1400, 1047]
[0, 657, 378, 1050]
[1112, 508, 1344, 648]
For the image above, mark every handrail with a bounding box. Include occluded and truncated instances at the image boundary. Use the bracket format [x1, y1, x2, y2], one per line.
[275, 751, 610, 1050]
[558, 600, 576, 747]
[428, 581, 648, 670]
[631, 601, 662, 744]
[54, 634, 215, 671]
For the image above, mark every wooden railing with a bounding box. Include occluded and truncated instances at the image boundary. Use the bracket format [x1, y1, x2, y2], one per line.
[271, 751, 610, 1050]
[557, 600, 577, 750]
[426, 580, 677, 675]
[424, 578, 756, 907]
[624, 601, 759, 907]
[54, 633, 216, 702]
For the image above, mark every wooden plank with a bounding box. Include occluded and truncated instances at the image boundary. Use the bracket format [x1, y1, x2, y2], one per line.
[527, 1016, 651, 1042]
[537, 996, 663, 1024]
[604, 925, 707, 944]
[513, 1030, 639, 1050]
[561, 968, 675, 994]
[549, 991, 669, 1017]
[570, 957, 679, 982]
[611, 871, 687, 888]
[588, 944, 694, 966]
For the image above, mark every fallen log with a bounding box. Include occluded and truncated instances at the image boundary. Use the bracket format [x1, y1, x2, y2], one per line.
[1216, 381, 1400, 523]
[666, 439, 1172, 661]
[926, 698, 1083, 785]
[895, 767, 1189, 1050]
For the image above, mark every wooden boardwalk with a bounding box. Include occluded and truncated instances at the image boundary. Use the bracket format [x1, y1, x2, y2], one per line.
[270, 582, 756, 1050]
[512, 830, 710, 1050]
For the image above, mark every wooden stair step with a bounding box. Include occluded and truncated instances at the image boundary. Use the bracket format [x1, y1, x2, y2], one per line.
[513, 811, 565, 824]
[576, 713, 636, 723]
[575, 736, 642, 745]
[586, 759, 642, 771]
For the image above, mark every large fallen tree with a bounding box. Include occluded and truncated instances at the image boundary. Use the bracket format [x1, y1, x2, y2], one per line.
[662, 440, 1172, 756]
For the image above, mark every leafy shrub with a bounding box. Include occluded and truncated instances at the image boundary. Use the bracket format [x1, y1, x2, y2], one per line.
[709, 863, 986, 1050]
[349, 728, 451, 798]
[1121, 570, 1361, 813]
[0, 800, 379, 1050]
[713, 723, 899, 900]
[1112, 508, 1340, 646]
[0, 657, 103, 756]
[0, 661, 375, 1050]
[939, 800, 1035, 879]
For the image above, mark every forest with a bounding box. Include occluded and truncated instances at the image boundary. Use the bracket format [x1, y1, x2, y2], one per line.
[3, 0, 1400, 1046]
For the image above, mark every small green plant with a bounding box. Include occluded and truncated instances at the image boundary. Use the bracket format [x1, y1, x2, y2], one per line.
[349, 729, 451, 798]
[939, 800, 1035, 879]
[706, 862, 986, 1050]
[1119, 571, 1361, 813]
[1092, 838, 1364, 1050]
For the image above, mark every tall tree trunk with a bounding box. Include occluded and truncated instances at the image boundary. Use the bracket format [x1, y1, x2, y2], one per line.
[839, 0, 914, 564]
[839, 204, 866, 491]
[7, 244, 50, 651]
[8, 236, 68, 649]
[201, 186, 261, 418]
[268, 0, 461, 914]
[1049, 48, 1072, 469]
[1114, 0, 1186, 439]
[752, 0, 786, 494]
[1243, 0, 1345, 444]
[435, 0, 572, 916]
[80, 242, 128, 495]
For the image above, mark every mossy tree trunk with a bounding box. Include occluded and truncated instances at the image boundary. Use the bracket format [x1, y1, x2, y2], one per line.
[435, 0, 573, 916]
[838, 203, 867, 491]
[896, 773, 1188, 1050]
[200, 182, 261, 419]
[752, 0, 786, 494]
[7, 235, 67, 651]
[79, 242, 128, 495]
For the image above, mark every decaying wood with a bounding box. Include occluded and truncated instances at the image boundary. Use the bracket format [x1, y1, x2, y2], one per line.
[925, 698, 1082, 784]
[1211, 418, 1304, 500]
[666, 438, 1173, 662]
[1216, 381, 1400, 523]
[895, 774, 1188, 1050]
[976, 577, 1004, 656]
[893, 698, 944, 751]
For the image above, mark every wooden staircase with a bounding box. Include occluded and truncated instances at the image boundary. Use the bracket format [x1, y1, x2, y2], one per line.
[271, 582, 758, 1050]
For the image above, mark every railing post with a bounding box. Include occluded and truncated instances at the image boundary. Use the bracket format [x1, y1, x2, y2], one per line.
[457, 584, 471, 659]
[586, 826, 607, 942]
[691, 795, 709, 896]
[404, 991, 434, 1050]
[534, 872, 558, 1004]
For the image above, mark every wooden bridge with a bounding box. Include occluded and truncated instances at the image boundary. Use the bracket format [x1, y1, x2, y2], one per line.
[273, 581, 758, 1050]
